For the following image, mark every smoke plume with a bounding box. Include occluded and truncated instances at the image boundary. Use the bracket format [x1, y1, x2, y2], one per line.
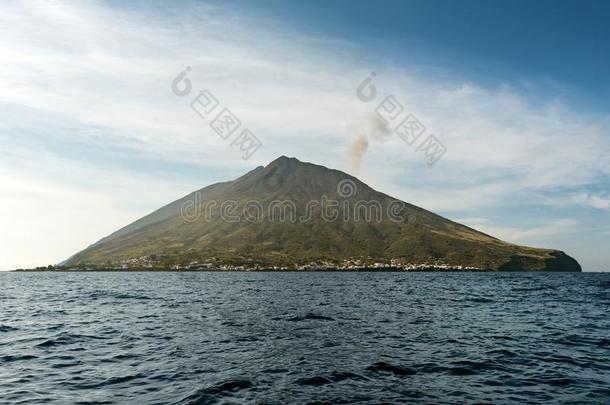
[346, 114, 391, 170]
[347, 133, 369, 170]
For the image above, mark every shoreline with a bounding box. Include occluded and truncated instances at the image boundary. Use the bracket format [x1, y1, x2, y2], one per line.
[12, 267, 579, 273]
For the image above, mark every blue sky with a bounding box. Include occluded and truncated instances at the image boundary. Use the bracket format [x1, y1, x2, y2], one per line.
[0, 0, 609, 271]
[230, 0, 610, 106]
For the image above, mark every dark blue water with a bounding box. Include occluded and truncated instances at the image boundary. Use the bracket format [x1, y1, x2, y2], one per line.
[1, 272, 610, 404]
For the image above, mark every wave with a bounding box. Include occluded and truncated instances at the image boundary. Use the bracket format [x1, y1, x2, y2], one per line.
[176, 379, 254, 404]
[366, 361, 416, 376]
[36, 332, 108, 348]
[294, 371, 369, 386]
[284, 313, 335, 322]
[87, 290, 153, 300]
[0, 354, 38, 363]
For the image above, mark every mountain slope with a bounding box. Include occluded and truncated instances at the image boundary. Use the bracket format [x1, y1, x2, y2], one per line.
[65, 156, 581, 271]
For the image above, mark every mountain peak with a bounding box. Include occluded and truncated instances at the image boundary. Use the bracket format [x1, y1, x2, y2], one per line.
[266, 155, 300, 168]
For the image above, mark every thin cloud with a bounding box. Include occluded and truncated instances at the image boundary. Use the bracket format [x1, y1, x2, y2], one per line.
[573, 192, 610, 210]
[458, 218, 580, 244]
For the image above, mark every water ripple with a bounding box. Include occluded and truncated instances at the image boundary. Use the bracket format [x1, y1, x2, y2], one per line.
[1, 271, 609, 404]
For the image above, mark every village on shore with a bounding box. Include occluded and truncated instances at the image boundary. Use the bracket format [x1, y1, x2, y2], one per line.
[19, 255, 487, 272]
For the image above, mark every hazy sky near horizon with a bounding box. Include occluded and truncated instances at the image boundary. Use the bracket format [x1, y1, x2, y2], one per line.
[1, 0, 609, 271]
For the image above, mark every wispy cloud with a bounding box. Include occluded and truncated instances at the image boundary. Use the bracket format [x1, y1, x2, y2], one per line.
[457, 217, 580, 245]
[573, 192, 610, 210]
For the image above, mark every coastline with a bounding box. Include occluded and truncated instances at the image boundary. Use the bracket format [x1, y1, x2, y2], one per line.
[14, 267, 568, 272]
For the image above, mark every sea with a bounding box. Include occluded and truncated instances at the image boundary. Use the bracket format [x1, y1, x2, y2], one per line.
[1, 271, 609, 404]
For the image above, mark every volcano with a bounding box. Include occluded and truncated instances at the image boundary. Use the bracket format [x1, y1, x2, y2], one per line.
[64, 156, 581, 271]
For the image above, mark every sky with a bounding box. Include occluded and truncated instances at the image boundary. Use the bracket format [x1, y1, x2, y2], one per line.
[1, 0, 609, 271]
